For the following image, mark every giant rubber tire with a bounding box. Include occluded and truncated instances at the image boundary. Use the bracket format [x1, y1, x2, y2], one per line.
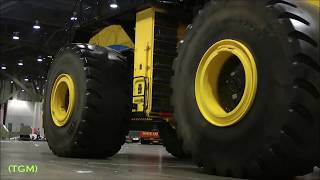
[43, 44, 131, 158]
[159, 123, 190, 159]
[172, 0, 319, 178]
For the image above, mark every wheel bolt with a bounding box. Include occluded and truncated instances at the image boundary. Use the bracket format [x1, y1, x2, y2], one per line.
[232, 94, 238, 100]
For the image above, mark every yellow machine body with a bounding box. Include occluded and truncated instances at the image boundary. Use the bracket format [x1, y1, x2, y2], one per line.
[132, 8, 155, 116]
[89, 25, 134, 48]
[89, 8, 178, 119]
[308, 0, 320, 7]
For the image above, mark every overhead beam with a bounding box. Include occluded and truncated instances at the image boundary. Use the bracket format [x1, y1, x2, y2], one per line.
[0, 71, 42, 101]
[0, 16, 63, 28]
[0, 1, 18, 13]
[0, 89, 19, 104]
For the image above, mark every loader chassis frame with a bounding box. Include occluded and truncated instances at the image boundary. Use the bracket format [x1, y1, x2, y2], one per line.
[132, 8, 155, 115]
[90, 7, 181, 122]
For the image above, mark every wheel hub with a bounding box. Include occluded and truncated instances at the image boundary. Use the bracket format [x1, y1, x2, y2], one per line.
[50, 74, 76, 127]
[218, 55, 246, 113]
[195, 39, 258, 127]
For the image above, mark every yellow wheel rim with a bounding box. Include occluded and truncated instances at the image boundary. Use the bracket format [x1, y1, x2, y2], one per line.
[195, 39, 258, 127]
[50, 74, 76, 127]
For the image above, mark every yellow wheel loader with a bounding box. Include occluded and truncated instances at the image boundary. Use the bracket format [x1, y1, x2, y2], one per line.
[43, 0, 320, 178]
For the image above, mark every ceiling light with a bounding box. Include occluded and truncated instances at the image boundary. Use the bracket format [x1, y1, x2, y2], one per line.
[33, 25, 40, 29]
[37, 56, 43, 62]
[36, 87, 40, 90]
[1, 65, 6, 70]
[10, 81, 14, 84]
[110, 3, 118, 8]
[109, 0, 118, 9]
[18, 60, 23, 66]
[21, 89, 25, 92]
[12, 32, 19, 40]
[24, 78, 29, 82]
[33, 20, 40, 29]
[70, 12, 77, 21]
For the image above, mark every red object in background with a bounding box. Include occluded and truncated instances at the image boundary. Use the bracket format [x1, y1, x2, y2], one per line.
[32, 128, 40, 135]
[139, 131, 161, 144]
[139, 131, 159, 139]
[159, 112, 172, 117]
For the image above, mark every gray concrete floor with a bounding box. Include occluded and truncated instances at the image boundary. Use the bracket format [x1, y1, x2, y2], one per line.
[0, 141, 319, 180]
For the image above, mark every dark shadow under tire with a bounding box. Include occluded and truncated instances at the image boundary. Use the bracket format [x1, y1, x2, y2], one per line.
[140, 139, 150, 145]
[159, 123, 190, 159]
[43, 44, 132, 158]
[172, 0, 319, 178]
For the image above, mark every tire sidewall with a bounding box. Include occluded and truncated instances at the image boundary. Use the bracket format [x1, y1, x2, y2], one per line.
[175, 2, 294, 165]
[44, 49, 86, 152]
